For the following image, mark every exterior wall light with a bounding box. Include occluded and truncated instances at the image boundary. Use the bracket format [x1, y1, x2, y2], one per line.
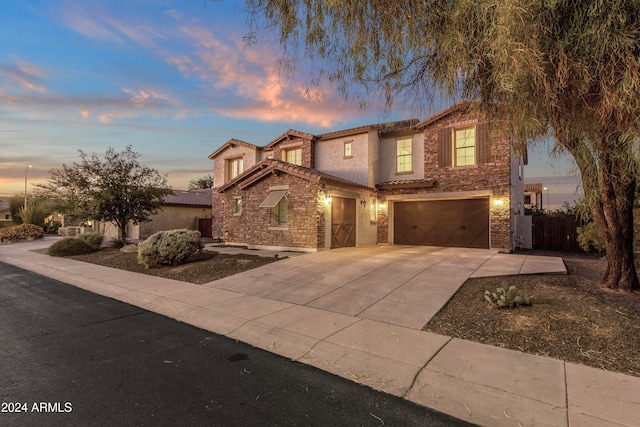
[324, 195, 332, 205]
[493, 198, 504, 207]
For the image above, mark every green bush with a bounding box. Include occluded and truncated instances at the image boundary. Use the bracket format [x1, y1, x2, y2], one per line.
[78, 233, 104, 251]
[576, 221, 605, 253]
[484, 282, 532, 309]
[2, 223, 45, 241]
[137, 229, 203, 269]
[48, 237, 96, 257]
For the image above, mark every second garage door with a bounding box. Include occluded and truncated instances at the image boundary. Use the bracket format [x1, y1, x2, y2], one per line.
[393, 199, 489, 248]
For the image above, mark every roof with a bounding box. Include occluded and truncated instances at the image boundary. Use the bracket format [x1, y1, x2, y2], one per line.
[266, 129, 316, 148]
[208, 138, 259, 159]
[218, 159, 374, 192]
[163, 189, 212, 207]
[524, 183, 543, 193]
[317, 119, 420, 140]
[376, 179, 437, 190]
[416, 102, 473, 129]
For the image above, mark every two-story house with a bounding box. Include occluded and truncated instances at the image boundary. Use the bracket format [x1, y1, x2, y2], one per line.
[209, 103, 527, 252]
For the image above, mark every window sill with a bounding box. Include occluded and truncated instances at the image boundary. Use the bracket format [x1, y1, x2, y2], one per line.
[395, 171, 414, 175]
[269, 226, 289, 231]
[343, 155, 353, 159]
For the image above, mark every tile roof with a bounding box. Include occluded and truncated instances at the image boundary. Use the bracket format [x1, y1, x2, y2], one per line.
[524, 183, 543, 193]
[208, 138, 259, 159]
[163, 189, 212, 207]
[219, 159, 374, 192]
[416, 102, 473, 129]
[376, 179, 437, 190]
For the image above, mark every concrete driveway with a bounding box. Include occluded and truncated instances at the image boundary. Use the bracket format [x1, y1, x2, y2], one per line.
[204, 245, 566, 330]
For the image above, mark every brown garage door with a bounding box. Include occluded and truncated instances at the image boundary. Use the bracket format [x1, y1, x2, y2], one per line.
[394, 199, 489, 248]
[331, 197, 356, 248]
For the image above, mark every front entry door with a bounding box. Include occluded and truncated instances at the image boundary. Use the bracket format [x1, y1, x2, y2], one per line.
[331, 197, 356, 248]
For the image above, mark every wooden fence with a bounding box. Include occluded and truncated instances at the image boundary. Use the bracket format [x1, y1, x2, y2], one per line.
[531, 215, 585, 251]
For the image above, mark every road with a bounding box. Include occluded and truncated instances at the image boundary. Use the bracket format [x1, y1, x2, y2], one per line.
[0, 261, 474, 426]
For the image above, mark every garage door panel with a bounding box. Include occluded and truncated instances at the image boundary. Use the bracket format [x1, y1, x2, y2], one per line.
[393, 199, 489, 248]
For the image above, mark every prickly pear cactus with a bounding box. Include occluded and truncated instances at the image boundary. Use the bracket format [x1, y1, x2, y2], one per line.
[484, 282, 532, 309]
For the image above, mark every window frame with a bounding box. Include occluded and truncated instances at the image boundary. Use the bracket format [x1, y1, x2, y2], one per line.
[234, 197, 242, 216]
[344, 141, 353, 158]
[283, 147, 302, 165]
[453, 126, 476, 167]
[395, 138, 413, 174]
[271, 196, 288, 227]
[226, 157, 244, 182]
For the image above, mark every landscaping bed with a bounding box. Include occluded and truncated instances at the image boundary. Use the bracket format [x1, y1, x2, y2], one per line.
[424, 251, 640, 377]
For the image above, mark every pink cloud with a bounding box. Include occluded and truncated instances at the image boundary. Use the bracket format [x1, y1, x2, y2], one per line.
[0, 59, 48, 93]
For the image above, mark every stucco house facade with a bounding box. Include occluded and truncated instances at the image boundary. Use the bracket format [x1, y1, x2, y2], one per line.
[209, 103, 527, 252]
[98, 189, 212, 240]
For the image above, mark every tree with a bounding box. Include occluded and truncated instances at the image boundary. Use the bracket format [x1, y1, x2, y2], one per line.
[243, 0, 640, 291]
[188, 174, 213, 190]
[37, 146, 172, 243]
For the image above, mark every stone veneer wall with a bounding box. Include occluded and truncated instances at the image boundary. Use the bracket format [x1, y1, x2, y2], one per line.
[211, 190, 224, 239]
[378, 110, 513, 250]
[222, 172, 325, 249]
[270, 137, 315, 168]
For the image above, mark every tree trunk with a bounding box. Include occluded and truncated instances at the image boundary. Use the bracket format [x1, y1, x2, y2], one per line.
[561, 133, 639, 291]
[596, 142, 639, 291]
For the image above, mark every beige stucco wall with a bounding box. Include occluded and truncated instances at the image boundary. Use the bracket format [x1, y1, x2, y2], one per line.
[377, 131, 425, 183]
[212, 145, 260, 189]
[100, 205, 210, 240]
[315, 133, 371, 186]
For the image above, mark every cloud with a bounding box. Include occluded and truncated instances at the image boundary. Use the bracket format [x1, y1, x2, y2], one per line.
[0, 59, 48, 93]
[164, 19, 365, 128]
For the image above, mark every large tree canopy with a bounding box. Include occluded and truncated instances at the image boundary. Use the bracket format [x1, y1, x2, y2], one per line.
[244, 0, 640, 290]
[37, 146, 171, 243]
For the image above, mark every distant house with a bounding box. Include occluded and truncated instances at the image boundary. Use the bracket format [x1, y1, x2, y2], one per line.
[98, 189, 212, 240]
[524, 183, 543, 208]
[209, 103, 528, 252]
[0, 198, 14, 227]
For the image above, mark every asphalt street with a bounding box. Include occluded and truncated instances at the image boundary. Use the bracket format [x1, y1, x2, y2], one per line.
[0, 261, 474, 427]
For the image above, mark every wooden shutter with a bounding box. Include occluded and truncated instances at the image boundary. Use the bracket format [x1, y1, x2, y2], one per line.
[476, 123, 491, 164]
[438, 128, 452, 167]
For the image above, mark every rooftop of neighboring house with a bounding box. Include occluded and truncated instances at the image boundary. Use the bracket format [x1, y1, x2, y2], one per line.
[163, 189, 211, 207]
[524, 183, 543, 193]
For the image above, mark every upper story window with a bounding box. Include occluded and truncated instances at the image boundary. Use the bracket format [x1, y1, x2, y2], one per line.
[454, 127, 476, 167]
[283, 147, 302, 165]
[396, 138, 413, 173]
[344, 141, 352, 158]
[226, 157, 243, 182]
[438, 123, 490, 168]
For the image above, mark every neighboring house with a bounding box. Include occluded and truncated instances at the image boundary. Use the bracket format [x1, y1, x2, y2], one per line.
[98, 189, 213, 240]
[0, 198, 14, 227]
[524, 183, 543, 208]
[209, 103, 528, 252]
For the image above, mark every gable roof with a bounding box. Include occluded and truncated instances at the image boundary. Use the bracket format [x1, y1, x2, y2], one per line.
[218, 159, 374, 193]
[163, 189, 211, 207]
[416, 102, 473, 129]
[208, 138, 259, 159]
[265, 129, 316, 148]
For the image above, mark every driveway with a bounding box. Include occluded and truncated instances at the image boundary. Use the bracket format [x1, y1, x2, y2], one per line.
[205, 245, 566, 329]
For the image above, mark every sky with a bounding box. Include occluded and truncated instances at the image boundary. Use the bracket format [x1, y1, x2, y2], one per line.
[0, 0, 581, 208]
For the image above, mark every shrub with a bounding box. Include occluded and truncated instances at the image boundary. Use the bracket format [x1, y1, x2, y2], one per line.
[137, 229, 203, 269]
[484, 282, 532, 309]
[576, 221, 605, 253]
[2, 223, 45, 241]
[78, 233, 104, 251]
[48, 237, 96, 257]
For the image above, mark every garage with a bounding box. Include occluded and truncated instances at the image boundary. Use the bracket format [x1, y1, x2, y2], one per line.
[393, 199, 489, 248]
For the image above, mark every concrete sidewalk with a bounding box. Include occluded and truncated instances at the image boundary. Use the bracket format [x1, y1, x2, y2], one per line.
[1, 237, 638, 426]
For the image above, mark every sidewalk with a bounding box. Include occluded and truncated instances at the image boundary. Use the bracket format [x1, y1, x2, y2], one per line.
[1, 237, 638, 426]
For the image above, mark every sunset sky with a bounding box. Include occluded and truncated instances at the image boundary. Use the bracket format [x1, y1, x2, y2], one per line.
[0, 0, 580, 208]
